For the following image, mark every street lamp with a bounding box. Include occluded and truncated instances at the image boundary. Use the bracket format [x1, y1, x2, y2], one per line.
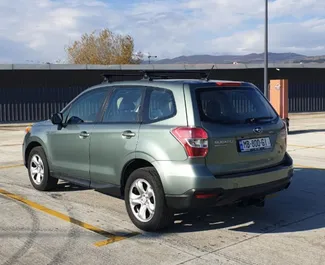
[148, 55, 157, 64]
[264, 0, 268, 98]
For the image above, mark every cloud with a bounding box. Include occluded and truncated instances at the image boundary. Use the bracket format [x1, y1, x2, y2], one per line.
[0, 38, 40, 63]
[0, 0, 324, 63]
[269, 0, 325, 19]
[208, 18, 325, 56]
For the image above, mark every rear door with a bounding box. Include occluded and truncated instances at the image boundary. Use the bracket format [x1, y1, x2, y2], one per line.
[192, 83, 286, 176]
[89, 85, 146, 188]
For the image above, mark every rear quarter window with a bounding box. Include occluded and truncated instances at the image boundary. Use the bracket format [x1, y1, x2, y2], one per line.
[146, 87, 176, 122]
[195, 86, 278, 124]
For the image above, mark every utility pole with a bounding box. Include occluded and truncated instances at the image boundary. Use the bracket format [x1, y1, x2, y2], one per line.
[264, 0, 268, 98]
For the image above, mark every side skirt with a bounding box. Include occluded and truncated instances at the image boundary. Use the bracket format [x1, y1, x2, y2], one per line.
[51, 171, 123, 199]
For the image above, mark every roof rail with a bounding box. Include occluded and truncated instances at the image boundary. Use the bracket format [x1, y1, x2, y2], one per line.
[101, 73, 142, 83]
[141, 70, 209, 81]
[101, 69, 211, 83]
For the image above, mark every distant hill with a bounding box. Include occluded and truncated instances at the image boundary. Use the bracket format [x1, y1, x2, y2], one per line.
[143, 52, 325, 64]
[293, 55, 325, 64]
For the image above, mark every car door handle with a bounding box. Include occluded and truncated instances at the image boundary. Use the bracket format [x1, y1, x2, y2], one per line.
[122, 130, 136, 138]
[79, 131, 90, 138]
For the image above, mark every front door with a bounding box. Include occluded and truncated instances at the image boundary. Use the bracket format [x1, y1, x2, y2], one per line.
[48, 87, 110, 185]
[89, 86, 146, 188]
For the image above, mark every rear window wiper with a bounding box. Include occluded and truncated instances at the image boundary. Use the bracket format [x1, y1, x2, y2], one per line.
[206, 118, 242, 124]
[245, 116, 274, 123]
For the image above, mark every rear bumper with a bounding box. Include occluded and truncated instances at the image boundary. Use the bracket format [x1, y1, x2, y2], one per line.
[165, 153, 294, 210]
[165, 174, 292, 210]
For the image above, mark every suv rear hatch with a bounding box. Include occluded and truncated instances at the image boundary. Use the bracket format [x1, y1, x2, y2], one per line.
[192, 82, 287, 176]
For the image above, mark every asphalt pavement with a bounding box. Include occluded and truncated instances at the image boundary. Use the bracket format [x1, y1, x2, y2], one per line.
[0, 113, 325, 265]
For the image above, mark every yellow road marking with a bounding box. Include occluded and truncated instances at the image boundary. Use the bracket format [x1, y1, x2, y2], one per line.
[94, 236, 134, 247]
[0, 188, 140, 247]
[0, 164, 24, 170]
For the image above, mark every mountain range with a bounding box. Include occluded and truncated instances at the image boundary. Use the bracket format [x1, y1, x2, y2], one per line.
[144, 53, 325, 64]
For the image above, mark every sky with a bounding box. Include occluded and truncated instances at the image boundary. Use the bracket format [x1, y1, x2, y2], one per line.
[0, 0, 325, 63]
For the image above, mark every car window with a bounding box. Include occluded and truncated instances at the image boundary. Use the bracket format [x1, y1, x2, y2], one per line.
[196, 86, 277, 124]
[65, 88, 109, 124]
[148, 89, 176, 121]
[102, 87, 144, 123]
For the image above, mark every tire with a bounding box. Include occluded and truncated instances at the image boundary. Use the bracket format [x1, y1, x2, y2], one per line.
[124, 167, 174, 232]
[27, 146, 58, 191]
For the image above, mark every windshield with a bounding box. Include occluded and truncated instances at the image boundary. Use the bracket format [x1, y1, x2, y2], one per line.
[196, 86, 278, 124]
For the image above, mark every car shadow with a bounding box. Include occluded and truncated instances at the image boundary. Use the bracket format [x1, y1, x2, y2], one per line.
[158, 167, 325, 235]
[44, 168, 325, 236]
[50, 181, 90, 192]
[289, 129, 325, 135]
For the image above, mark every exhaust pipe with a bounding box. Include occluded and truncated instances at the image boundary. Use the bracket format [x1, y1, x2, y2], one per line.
[237, 197, 265, 208]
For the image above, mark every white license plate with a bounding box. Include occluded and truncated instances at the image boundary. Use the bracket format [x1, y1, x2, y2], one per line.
[239, 137, 271, 152]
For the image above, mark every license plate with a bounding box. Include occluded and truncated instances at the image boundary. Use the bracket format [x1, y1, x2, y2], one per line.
[238, 137, 271, 152]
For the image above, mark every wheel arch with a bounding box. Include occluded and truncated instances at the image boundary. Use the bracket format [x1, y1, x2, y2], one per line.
[24, 138, 47, 167]
[120, 158, 160, 197]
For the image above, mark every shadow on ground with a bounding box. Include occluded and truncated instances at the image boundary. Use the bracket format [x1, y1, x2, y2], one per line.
[157, 167, 325, 235]
[43, 168, 325, 236]
[50, 181, 90, 192]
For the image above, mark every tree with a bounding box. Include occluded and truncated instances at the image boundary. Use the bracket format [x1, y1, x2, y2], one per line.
[66, 28, 143, 65]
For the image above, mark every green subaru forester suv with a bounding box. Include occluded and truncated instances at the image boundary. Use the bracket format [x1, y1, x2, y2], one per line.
[23, 71, 293, 231]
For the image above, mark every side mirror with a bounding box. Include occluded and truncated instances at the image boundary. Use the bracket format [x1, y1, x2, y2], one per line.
[51, 113, 63, 125]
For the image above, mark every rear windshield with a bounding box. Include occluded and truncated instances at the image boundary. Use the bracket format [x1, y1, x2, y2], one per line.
[195, 86, 278, 124]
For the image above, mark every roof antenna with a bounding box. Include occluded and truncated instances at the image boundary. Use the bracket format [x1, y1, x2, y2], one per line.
[205, 65, 215, 81]
[101, 74, 112, 83]
[141, 71, 152, 81]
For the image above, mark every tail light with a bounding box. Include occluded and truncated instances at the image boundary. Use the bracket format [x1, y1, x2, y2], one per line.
[280, 121, 287, 148]
[195, 192, 218, 199]
[171, 127, 208, 157]
[216, 82, 241, 87]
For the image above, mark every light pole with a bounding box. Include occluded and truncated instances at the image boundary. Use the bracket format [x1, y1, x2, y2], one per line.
[148, 55, 157, 64]
[264, 0, 268, 98]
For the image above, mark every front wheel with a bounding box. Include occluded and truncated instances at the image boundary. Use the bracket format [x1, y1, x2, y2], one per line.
[27, 146, 58, 191]
[124, 167, 173, 231]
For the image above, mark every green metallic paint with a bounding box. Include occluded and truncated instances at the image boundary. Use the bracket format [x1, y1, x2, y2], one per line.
[152, 154, 292, 195]
[23, 122, 54, 167]
[89, 123, 140, 186]
[201, 119, 286, 175]
[47, 123, 94, 182]
[23, 78, 293, 209]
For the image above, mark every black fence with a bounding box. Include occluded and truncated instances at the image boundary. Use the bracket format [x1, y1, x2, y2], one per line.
[1, 68, 325, 123]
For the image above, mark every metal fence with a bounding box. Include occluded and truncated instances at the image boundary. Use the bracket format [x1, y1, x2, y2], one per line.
[0, 86, 84, 122]
[288, 83, 325, 112]
[1, 67, 325, 123]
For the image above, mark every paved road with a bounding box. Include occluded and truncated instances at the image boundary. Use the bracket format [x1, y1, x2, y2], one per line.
[0, 116, 325, 265]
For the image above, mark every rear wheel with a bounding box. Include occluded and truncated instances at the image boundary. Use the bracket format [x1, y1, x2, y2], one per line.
[27, 146, 58, 191]
[124, 167, 173, 231]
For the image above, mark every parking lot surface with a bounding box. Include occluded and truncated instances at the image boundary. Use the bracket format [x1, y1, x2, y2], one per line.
[1, 113, 325, 265]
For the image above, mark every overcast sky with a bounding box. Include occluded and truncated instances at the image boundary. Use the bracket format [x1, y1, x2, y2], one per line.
[0, 0, 324, 63]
